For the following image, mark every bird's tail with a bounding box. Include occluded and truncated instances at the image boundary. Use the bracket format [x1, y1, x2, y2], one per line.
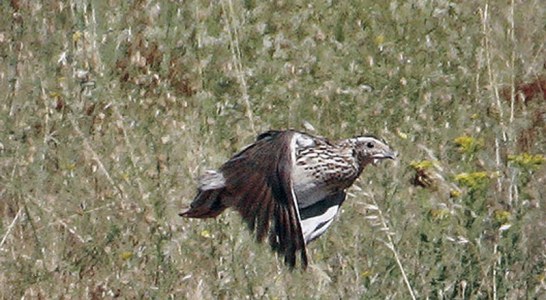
[179, 189, 226, 218]
[179, 170, 228, 218]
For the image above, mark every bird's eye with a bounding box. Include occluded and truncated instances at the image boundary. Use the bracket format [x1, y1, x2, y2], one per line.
[366, 142, 375, 148]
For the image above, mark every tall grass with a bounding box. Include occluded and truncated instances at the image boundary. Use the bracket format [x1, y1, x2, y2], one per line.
[1, 0, 544, 298]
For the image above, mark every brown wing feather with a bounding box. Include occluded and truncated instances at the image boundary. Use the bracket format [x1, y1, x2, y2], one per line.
[181, 130, 308, 268]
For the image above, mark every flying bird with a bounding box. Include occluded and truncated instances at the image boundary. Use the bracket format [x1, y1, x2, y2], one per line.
[180, 130, 396, 269]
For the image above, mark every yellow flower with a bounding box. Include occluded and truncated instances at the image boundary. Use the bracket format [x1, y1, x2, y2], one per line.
[454, 171, 491, 189]
[493, 210, 511, 225]
[374, 35, 385, 46]
[449, 189, 462, 198]
[72, 31, 83, 43]
[508, 153, 545, 171]
[49, 92, 62, 100]
[409, 160, 434, 171]
[410, 160, 436, 188]
[537, 273, 546, 284]
[63, 162, 76, 171]
[120, 251, 134, 261]
[396, 128, 408, 140]
[428, 209, 450, 222]
[361, 269, 374, 278]
[454, 135, 482, 154]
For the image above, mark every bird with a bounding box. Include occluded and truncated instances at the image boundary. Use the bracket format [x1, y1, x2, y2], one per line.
[180, 130, 396, 269]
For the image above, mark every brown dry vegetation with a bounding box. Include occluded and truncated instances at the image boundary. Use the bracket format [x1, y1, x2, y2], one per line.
[1, 0, 545, 299]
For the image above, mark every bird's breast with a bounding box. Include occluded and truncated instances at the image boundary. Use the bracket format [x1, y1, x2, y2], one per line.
[291, 152, 358, 209]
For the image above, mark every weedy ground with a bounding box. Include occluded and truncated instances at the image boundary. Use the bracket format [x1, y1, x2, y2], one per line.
[1, 0, 545, 299]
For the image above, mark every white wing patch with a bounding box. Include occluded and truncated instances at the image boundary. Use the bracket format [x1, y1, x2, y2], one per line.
[198, 170, 226, 190]
[300, 205, 340, 243]
[295, 133, 316, 148]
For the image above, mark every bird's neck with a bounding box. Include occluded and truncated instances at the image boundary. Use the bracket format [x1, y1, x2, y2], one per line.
[336, 138, 374, 175]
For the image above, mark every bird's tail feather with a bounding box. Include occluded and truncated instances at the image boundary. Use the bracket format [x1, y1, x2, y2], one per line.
[179, 189, 226, 218]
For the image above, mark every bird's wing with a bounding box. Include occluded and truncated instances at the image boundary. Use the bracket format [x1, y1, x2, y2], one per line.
[220, 130, 308, 268]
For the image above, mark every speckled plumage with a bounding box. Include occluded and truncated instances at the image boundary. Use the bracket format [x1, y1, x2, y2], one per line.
[181, 130, 396, 269]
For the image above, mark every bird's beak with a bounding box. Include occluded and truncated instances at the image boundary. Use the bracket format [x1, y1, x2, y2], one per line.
[372, 151, 397, 165]
[385, 151, 397, 160]
[372, 151, 397, 160]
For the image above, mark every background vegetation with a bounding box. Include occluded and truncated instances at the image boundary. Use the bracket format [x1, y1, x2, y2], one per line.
[1, 0, 544, 299]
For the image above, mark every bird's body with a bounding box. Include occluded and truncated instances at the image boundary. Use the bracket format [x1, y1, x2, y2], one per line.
[180, 130, 396, 268]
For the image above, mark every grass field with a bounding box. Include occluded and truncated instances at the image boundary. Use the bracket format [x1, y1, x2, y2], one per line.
[1, 0, 545, 299]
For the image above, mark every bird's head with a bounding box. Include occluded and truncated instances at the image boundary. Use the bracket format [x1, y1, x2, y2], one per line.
[351, 136, 397, 166]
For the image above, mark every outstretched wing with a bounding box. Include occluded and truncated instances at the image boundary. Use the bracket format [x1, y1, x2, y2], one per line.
[207, 130, 308, 268]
